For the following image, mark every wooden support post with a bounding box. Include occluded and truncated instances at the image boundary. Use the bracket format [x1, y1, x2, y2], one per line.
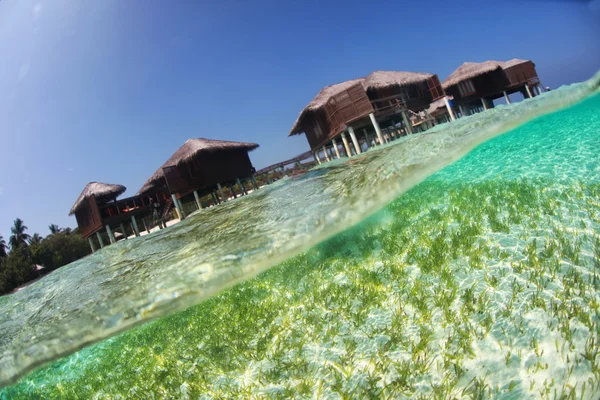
[443, 96, 456, 121]
[217, 183, 226, 202]
[236, 178, 246, 195]
[120, 223, 128, 240]
[459, 104, 468, 117]
[424, 110, 433, 129]
[369, 112, 384, 144]
[481, 98, 488, 111]
[348, 127, 361, 155]
[362, 129, 370, 149]
[211, 191, 219, 205]
[537, 85, 544, 95]
[266, 172, 272, 184]
[193, 190, 202, 209]
[172, 194, 184, 220]
[251, 176, 258, 191]
[314, 151, 322, 164]
[229, 184, 237, 199]
[143, 218, 150, 234]
[341, 132, 352, 156]
[96, 231, 105, 248]
[503, 91, 511, 104]
[178, 199, 186, 218]
[525, 84, 532, 98]
[331, 138, 341, 159]
[322, 146, 330, 162]
[106, 225, 116, 244]
[400, 110, 413, 135]
[131, 215, 140, 237]
[88, 237, 96, 253]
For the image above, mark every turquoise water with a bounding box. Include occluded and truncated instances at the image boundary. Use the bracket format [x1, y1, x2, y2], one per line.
[1, 75, 599, 398]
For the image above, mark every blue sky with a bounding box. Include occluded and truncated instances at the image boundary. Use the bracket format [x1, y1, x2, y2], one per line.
[0, 0, 599, 241]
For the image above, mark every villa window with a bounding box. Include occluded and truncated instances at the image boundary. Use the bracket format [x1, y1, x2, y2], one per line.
[458, 80, 476, 97]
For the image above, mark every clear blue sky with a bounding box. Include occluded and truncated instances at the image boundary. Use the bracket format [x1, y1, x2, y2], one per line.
[0, 0, 599, 240]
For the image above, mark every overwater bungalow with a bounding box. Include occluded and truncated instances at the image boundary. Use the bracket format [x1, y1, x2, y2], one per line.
[137, 138, 259, 218]
[442, 59, 542, 117]
[69, 182, 151, 251]
[288, 70, 445, 162]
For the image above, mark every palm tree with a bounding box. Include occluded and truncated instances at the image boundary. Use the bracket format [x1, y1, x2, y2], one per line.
[48, 224, 61, 235]
[29, 233, 43, 246]
[9, 218, 31, 249]
[0, 235, 7, 258]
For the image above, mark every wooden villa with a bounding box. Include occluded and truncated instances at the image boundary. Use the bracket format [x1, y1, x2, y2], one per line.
[288, 70, 446, 162]
[69, 182, 152, 251]
[136, 138, 260, 218]
[442, 59, 543, 117]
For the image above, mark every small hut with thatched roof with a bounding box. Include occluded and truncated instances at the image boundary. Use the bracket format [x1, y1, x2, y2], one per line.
[442, 59, 542, 117]
[137, 138, 259, 218]
[70, 182, 152, 251]
[288, 70, 444, 161]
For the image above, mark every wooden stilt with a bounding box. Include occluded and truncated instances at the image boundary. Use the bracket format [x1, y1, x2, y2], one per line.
[503, 91, 511, 104]
[96, 231, 105, 248]
[143, 218, 150, 234]
[120, 223, 128, 240]
[88, 237, 96, 253]
[525, 84, 533, 98]
[400, 110, 413, 135]
[217, 183, 226, 202]
[131, 216, 140, 237]
[236, 178, 247, 195]
[106, 225, 116, 244]
[348, 127, 360, 155]
[172, 194, 184, 220]
[331, 138, 341, 159]
[193, 190, 202, 209]
[481, 98, 488, 111]
[443, 96, 456, 121]
[322, 146, 330, 162]
[251, 176, 258, 191]
[341, 132, 352, 156]
[369, 113, 384, 144]
[314, 152, 321, 164]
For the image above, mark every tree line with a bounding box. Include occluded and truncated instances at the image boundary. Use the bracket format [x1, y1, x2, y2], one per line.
[0, 219, 91, 295]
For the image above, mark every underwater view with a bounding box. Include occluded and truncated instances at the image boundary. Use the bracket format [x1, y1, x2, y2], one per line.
[0, 74, 599, 398]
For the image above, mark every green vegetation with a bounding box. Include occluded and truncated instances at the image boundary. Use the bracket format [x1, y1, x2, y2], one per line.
[4, 176, 599, 399]
[0, 220, 91, 295]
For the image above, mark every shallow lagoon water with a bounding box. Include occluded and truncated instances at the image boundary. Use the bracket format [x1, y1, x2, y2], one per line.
[1, 74, 600, 397]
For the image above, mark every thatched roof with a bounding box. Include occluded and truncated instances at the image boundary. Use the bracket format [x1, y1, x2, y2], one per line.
[69, 182, 126, 215]
[442, 61, 503, 89]
[137, 138, 259, 195]
[362, 70, 433, 90]
[289, 70, 434, 136]
[502, 58, 533, 69]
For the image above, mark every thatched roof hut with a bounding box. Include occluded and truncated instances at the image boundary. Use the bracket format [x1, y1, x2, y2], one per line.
[137, 138, 259, 196]
[442, 61, 503, 89]
[289, 71, 436, 136]
[69, 182, 126, 216]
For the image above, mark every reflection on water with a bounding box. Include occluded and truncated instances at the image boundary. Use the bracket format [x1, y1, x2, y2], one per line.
[0, 73, 598, 388]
